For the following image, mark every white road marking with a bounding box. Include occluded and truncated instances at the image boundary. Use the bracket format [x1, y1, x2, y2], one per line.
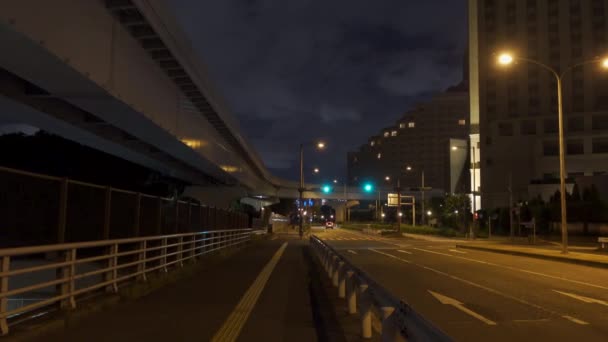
[428, 290, 497, 325]
[347, 250, 358, 255]
[414, 248, 608, 291]
[562, 315, 589, 325]
[553, 290, 608, 307]
[368, 249, 567, 319]
[449, 249, 467, 254]
[397, 250, 412, 255]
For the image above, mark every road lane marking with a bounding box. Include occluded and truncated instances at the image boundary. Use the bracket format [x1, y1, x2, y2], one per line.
[413, 248, 608, 291]
[211, 242, 288, 342]
[562, 315, 589, 325]
[428, 290, 497, 325]
[397, 250, 412, 255]
[347, 250, 358, 255]
[553, 290, 608, 307]
[449, 249, 467, 254]
[368, 249, 577, 322]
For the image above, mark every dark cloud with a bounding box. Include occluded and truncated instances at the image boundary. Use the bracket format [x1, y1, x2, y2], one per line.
[170, 0, 467, 180]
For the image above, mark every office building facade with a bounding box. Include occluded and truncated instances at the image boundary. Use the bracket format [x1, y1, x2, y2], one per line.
[347, 86, 470, 194]
[469, 0, 608, 208]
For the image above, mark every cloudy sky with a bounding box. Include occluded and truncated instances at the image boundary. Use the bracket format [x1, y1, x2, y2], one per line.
[170, 0, 467, 181]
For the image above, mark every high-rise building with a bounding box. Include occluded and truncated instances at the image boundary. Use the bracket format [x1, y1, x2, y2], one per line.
[469, 0, 608, 209]
[347, 85, 469, 194]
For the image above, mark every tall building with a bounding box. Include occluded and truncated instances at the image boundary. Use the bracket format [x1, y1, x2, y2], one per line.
[347, 85, 469, 194]
[469, 0, 608, 209]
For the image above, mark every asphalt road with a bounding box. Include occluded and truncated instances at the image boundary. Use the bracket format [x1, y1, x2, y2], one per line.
[314, 228, 608, 342]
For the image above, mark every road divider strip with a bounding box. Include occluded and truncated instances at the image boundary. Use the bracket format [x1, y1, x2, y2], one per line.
[211, 242, 288, 342]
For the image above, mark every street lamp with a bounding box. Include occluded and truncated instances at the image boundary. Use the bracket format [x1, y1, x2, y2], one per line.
[299, 141, 325, 238]
[385, 176, 391, 181]
[497, 52, 608, 254]
[313, 167, 320, 174]
[406, 166, 427, 226]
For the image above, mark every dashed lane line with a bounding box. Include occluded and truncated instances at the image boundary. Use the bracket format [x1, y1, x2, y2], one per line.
[347, 250, 358, 255]
[412, 248, 608, 291]
[397, 250, 412, 255]
[368, 248, 583, 326]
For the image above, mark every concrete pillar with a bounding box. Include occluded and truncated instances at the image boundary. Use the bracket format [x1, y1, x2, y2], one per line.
[338, 262, 346, 298]
[359, 284, 371, 338]
[346, 271, 357, 314]
[57, 178, 68, 243]
[103, 187, 112, 239]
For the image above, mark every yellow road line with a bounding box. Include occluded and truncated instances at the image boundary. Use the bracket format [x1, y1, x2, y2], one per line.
[211, 242, 288, 342]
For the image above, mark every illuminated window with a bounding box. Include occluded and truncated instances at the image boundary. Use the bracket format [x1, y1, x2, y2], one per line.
[399, 123, 406, 129]
[408, 122, 415, 128]
[458, 119, 466, 126]
[391, 130, 398, 137]
[383, 132, 389, 137]
[377, 153, 382, 159]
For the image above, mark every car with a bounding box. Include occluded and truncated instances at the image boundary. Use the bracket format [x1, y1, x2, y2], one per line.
[325, 221, 334, 229]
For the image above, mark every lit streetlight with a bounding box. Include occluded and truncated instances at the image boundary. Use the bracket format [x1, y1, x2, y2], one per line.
[398, 212, 403, 217]
[497, 52, 608, 254]
[298, 141, 325, 238]
[385, 176, 391, 181]
[313, 167, 320, 174]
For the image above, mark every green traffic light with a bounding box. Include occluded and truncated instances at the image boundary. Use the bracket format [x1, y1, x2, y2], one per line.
[363, 183, 373, 192]
[322, 185, 332, 194]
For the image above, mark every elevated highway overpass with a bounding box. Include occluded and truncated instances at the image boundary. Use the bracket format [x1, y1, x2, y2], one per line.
[0, 0, 438, 206]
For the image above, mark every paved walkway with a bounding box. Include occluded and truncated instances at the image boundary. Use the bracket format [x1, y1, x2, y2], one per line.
[30, 236, 342, 342]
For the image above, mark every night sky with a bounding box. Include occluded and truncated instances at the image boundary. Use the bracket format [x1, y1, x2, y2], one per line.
[171, 0, 467, 182]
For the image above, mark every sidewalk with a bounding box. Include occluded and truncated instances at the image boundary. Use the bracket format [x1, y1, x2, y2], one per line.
[22, 237, 337, 342]
[456, 239, 608, 269]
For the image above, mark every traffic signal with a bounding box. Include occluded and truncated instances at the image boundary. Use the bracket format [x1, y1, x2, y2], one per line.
[321, 185, 332, 194]
[363, 183, 374, 193]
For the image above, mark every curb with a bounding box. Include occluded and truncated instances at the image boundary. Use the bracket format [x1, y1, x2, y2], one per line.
[456, 244, 608, 269]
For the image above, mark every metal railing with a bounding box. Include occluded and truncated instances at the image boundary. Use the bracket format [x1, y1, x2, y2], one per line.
[310, 235, 451, 341]
[0, 229, 251, 335]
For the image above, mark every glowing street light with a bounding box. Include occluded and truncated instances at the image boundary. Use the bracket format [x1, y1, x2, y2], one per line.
[313, 167, 320, 174]
[398, 212, 403, 217]
[497, 53, 514, 65]
[427, 210, 432, 216]
[385, 176, 391, 181]
[333, 179, 338, 184]
[406, 166, 412, 171]
[496, 52, 608, 254]
[317, 142, 326, 149]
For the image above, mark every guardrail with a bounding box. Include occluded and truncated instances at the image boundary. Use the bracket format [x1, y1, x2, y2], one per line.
[0, 229, 251, 335]
[310, 235, 451, 341]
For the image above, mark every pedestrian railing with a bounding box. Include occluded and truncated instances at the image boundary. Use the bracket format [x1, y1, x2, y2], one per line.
[0, 229, 251, 335]
[310, 235, 452, 341]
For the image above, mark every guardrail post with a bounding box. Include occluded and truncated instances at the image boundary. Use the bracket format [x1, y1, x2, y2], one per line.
[177, 237, 184, 267]
[346, 271, 357, 314]
[359, 283, 372, 339]
[332, 258, 342, 287]
[106, 244, 118, 293]
[189, 235, 196, 262]
[161, 238, 168, 272]
[380, 306, 396, 342]
[337, 262, 346, 297]
[59, 249, 76, 309]
[137, 241, 147, 281]
[1, 256, 10, 336]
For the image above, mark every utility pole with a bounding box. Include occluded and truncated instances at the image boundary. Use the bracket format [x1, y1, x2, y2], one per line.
[420, 171, 425, 226]
[508, 172, 514, 241]
[397, 178, 402, 232]
[299, 144, 304, 238]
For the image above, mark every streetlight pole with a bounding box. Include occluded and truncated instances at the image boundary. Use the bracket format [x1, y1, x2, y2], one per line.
[299, 144, 304, 238]
[471, 145, 476, 239]
[420, 170, 425, 226]
[496, 54, 608, 253]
